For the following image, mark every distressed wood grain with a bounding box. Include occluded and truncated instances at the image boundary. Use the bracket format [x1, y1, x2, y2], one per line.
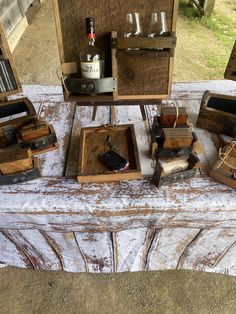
[115, 228, 156, 272]
[74, 232, 113, 273]
[178, 228, 236, 274]
[146, 228, 201, 270]
[43, 232, 86, 272]
[1, 229, 54, 269]
[0, 230, 28, 268]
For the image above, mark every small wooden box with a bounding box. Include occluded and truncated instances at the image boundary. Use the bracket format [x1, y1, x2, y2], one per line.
[210, 142, 236, 190]
[153, 154, 199, 187]
[0, 146, 32, 175]
[19, 122, 50, 141]
[77, 124, 142, 183]
[196, 91, 236, 137]
[162, 128, 193, 148]
[160, 107, 188, 127]
[150, 116, 197, 158]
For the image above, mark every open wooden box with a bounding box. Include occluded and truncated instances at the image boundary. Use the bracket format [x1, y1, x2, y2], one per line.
[196, 91, 236, 137]
[52, 0, 179, 104]
[150, 115, 198, 158]
[77, 124, 142, 183]
[0, 21, 58, 183]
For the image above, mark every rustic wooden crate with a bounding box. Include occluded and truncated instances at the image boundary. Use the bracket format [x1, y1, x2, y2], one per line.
[225, 40, 236, 81]
[77, 124, 142, 183]
[52, 0, 179, 103]
[153, 153, 199, 187]
[210, 142, 236, 190]
[196, 91, 236, 137]
[0, 20, 22, 97]
[150, 115, 197, 158]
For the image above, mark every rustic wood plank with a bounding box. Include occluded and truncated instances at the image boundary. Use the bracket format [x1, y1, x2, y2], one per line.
[178, 228, 236, 275]
[65, 105, 111, 177]
[115, 105, 153, 175]
[18, 230, 61, 270]
[43, 232, 86, 272]
[0, 177, 235, 232]
[1, 229, 58, 269]
[37, 101, 75, 176]
[0, 230, 29, 268]
[75, 232, 113, 273]
[146, 228, 201, 270]
[115, 228, 155, 272]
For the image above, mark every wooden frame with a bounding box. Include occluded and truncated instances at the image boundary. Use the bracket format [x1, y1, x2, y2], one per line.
[0, 20, 22, 97]
[225, 40, 236, 81]
[52, 0, 179, 104]
[77, 124, 142, 183]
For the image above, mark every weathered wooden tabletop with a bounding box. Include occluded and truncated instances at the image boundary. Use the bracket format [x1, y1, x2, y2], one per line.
[1, 80, 236, 274]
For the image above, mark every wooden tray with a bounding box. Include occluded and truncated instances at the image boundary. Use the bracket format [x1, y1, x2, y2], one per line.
[77, 124, 142, 183]
[196, 91, 236, 137]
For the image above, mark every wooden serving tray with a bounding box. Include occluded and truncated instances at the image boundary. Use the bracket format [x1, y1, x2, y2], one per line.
[77, 124, 142, 183]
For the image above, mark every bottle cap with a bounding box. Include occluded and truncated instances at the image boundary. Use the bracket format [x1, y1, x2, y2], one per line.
[86, 17, 95, 34]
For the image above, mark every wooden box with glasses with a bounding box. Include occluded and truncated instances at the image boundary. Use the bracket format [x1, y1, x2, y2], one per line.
[52, 0, 179, 103]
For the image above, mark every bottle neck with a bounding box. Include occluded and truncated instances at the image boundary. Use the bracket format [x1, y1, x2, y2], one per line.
[87, 32, 96, 45]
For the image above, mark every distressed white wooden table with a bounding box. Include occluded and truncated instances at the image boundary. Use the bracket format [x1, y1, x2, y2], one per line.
[1, 80, 236, 274]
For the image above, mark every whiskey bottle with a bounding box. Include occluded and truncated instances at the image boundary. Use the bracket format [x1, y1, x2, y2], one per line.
[80, 17, 105, 79]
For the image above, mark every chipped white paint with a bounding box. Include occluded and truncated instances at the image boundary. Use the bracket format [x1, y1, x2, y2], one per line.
[179, 229, 236, 273]
[0, 231, 27, 268]
[75, 232, 113, 273]
[0, 82, 236, 275]
[115, 228, 151, 272]
[43, 232, 86, 272]
[147, 228, 200, 270]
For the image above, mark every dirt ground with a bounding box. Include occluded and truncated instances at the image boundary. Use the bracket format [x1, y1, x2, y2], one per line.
[1, 267, 236, 314]
[2, 1, 236, 313]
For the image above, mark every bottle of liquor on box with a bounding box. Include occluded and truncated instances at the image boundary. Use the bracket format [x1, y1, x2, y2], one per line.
[80, 17, 105, 79]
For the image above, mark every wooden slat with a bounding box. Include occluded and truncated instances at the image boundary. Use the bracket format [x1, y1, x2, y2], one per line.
[1, 229, 57, 269]
[178, 228, 236, 275]
[43, 232, 87, 272]
[146, 228, 200, 270]
[75, 232, 113, 273]
[37, 101, 75, 176]
[0, 230, 29, 268]
[65, 105, 111, 177]
[115, 228, 155, 272]
[0, 20, 22, 96]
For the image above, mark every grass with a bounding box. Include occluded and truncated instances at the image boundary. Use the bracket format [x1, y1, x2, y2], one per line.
[177, 0, 235, 78]
[179, 0, 235, 48]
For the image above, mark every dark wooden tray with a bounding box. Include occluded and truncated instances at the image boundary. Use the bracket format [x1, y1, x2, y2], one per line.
[77, 124, 142, 183]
